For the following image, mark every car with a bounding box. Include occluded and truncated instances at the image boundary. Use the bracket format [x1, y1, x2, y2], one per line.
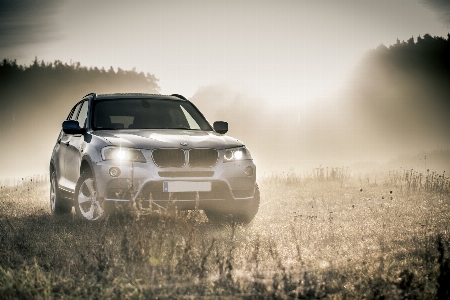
[49, 93, 259, 224]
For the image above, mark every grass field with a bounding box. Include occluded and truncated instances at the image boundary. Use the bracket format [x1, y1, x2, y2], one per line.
[0, 168, 449, 299]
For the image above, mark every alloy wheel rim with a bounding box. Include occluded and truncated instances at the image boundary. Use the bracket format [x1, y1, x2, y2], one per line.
[50, 176, 56, 212]
[77, 178, 104, 220]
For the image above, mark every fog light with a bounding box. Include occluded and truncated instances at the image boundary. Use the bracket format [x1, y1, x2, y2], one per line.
[109, 167, 121, 177]
[245, 166, 253, 176]
[225, 150, 233, 160]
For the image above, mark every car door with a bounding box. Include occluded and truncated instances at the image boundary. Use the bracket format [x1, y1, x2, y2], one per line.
[57, 102, 82, 190]
[65, 100, 89, 190]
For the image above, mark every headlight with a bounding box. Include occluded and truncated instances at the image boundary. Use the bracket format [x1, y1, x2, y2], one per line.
[223, 147, 252, 162]
[101, 147, 146, 162]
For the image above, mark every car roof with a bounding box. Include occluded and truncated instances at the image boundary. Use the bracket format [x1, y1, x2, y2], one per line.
[87, 93, 188, 101]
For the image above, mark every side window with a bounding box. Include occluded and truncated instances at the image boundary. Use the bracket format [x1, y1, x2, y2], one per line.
[77, 101, 89, 128]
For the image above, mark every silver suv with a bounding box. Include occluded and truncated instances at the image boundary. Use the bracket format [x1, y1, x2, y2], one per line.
[49, 93, 259, 223]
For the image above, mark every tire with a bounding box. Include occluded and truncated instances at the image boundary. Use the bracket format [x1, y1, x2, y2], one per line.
[74, 170, 105, 221]
[205, 184, 260, 225]
[238, 183, 260, 223]
[50, 171, 72, 215]
[204, 210, 232, 225]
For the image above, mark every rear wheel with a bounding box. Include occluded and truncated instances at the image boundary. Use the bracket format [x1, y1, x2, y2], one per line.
[50, 171, 72, 215]
[74, 171, 105, 221]
[205, 184, 260, 225]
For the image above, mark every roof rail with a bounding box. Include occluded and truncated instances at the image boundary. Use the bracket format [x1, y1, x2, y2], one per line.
[82, 92, 96, 100]
[170, 94, 187, 100]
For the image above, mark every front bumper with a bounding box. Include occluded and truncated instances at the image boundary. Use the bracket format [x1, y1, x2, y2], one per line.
[92, 152, 256, 210]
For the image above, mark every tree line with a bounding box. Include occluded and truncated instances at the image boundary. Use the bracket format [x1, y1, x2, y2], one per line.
[341, 33, 450, 157]
[372, 33, 450, 78]
[0, 58, 160, 123]
[0, 58, 160, 177]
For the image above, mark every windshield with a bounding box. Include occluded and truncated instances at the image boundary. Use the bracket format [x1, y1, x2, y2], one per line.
[92, 99, 212, 131]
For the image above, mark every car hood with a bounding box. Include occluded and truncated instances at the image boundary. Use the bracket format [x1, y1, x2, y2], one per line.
[92, 129, 244, 149]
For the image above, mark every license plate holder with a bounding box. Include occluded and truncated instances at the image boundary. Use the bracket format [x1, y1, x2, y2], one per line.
[163, 181, 211, 192]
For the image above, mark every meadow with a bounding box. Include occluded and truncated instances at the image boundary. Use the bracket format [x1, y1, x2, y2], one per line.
[0, 168, 449, 299]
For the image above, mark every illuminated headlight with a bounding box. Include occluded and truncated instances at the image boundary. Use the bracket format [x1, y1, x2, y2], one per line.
[101, 147, 146, 162]
[223, 147, 252, 162]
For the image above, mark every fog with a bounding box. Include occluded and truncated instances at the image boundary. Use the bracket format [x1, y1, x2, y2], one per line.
[190, 34, 450, 173]
[0, 60, 159, 180]
[190, 84, 348, 172]
[1, 34, 450, 180]
[192, 35, 450, 171]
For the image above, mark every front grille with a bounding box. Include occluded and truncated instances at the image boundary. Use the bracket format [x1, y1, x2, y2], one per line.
[152, 148, 219, 168]
[189, 149, 218, 168]
[152, 149, 185, 168]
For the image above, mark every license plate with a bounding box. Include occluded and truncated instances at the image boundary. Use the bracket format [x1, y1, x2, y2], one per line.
[163, 181, 211, 192]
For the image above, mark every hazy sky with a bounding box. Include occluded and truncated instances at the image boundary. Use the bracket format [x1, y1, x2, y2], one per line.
[1, 0, 449, 102]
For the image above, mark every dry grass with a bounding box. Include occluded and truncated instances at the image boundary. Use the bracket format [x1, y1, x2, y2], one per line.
[0, 170, 449, 299]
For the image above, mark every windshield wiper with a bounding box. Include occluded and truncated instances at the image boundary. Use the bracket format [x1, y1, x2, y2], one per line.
[169, 126, 192, 130]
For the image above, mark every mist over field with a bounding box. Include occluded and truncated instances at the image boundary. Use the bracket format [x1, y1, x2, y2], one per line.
[1, 34, 450, 179]
[0, 60, 159, 179]
[191, 34, 450, 173]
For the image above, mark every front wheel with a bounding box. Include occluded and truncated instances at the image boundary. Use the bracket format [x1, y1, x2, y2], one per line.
[235, 183, 260, 224]
[74, 171, 105, 221]
[205, 184, 260, 225]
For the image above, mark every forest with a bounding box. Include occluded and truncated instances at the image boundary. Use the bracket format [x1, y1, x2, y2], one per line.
[0, 58, 160, 178]
[346, 33, 450, 149]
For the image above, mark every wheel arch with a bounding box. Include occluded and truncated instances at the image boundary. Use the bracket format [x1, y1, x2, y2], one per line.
[49, 160, 60, 184]
[49, 161, 55, 175]
[80, 156, 95, 177]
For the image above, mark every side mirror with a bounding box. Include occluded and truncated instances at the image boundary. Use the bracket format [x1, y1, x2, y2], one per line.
[213, 121, 228, 134]
[62, 120, 86, 134]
